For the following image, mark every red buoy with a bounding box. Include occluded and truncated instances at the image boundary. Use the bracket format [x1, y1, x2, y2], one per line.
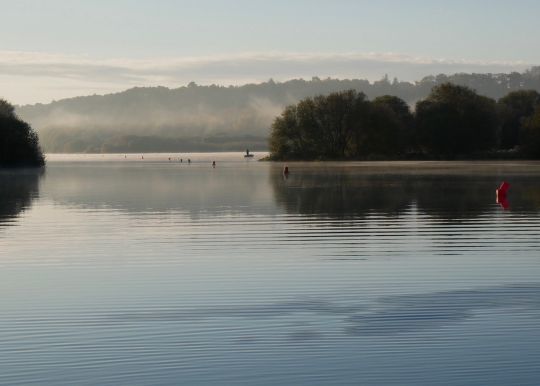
[496, 181, 510, 210]
[496, 181, 510, 198]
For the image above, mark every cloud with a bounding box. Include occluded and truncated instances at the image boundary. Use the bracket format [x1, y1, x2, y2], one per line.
[0, 50, 533, 104]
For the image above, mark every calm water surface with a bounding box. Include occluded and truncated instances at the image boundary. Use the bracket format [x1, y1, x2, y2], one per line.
[1, 153, 540, 385]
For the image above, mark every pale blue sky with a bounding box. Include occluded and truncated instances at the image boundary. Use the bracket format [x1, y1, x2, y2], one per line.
[1, 0, 539, 103]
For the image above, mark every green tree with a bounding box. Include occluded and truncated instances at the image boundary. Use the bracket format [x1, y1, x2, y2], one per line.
[269, 90, 368, 159]
[498, 90, 540, 149]
[415, 83, 498, 156]
[311, 90, 367, 158]
[269, 105, 303, 159]
[370, 95, 413, 155]
[346, 95, 412, 157]
[0, 99, 45, 167]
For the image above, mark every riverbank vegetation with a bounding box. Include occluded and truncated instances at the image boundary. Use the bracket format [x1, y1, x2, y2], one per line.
[1, 99, 45, 167]
[268, 84, 540, 160]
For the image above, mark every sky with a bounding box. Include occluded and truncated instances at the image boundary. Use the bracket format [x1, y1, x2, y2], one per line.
[1, 0, 539, 104]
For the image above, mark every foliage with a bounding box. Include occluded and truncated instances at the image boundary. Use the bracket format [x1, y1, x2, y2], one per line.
[363, 95, 413, 156]
[0, 99, 45, 167]
[269, 91, 369, 159]
[498, 90, 540, 149]
[521, 107, 540, 158]
[270, 84, 540, 160]
[415, 83, 498, 156]
[269, 91, 414, 159]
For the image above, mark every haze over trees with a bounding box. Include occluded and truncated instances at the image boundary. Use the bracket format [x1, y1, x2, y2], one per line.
[269, 84, 540, 160]
[16, 67, 540, 153]
[0, 99, 45, 167]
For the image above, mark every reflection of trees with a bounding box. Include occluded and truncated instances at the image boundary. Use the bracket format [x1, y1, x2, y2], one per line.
[0, 170, 42, 224]
[270, 166, 540, 220]
[415, 175, 540, 217]
[412, 175, 495, 219]
[271, 167, 411, 219]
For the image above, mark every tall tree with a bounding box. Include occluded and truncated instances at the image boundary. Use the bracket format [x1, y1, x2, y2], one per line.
[498, 90, 540, 149]
[269, 90, 368, 159]
[415, 84, 498, 157]
[521, 106, 540, 158]
[0, 99, 45, 167]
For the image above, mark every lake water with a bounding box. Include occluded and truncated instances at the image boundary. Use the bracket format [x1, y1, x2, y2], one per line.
[2, 153, 540, 385]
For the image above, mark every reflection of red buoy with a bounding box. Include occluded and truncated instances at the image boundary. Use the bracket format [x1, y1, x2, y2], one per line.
[496, 181, 510, 210]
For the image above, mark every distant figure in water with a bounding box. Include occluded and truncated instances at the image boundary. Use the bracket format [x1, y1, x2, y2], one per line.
[141, 155, 144, 160]
[180, 158, 183, 163]
[283, 165, 290, 179]
[188, 159, 191, 164]
[212, 161, 216, 168]
[124, 155, 127, 158]
[168, 157, 171, 161]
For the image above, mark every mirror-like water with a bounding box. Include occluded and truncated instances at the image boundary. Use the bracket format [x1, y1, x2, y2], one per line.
[2, 154, 540, 385]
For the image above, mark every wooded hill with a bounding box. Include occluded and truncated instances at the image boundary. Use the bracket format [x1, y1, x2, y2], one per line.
[16, 67, 540, 153]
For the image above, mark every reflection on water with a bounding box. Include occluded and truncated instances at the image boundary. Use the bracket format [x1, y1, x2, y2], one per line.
[1, 156, 540, 386]
[37, 160, 540, 219]
[41, 159, 275, 217]
[0, 169, 42, 226]
[270, 163, 540, 219]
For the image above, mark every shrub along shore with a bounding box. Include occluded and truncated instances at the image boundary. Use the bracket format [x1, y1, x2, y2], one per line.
[1, 99, 45, 168]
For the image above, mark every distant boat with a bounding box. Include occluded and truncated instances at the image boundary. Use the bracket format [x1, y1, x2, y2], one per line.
[244, 149, 254, 158]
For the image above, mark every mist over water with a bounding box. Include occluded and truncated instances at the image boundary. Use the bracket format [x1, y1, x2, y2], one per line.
[1, 155, 540, 385]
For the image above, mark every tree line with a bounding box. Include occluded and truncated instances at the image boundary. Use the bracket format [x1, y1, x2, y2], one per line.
[16, 67, 540, 153]
[269, 84, 540, 160]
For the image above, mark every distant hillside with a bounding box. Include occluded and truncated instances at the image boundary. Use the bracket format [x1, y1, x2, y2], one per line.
[16, 67, 540, 153]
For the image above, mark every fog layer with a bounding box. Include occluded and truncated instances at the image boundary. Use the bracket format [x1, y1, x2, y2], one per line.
[16, 68, 540, 153]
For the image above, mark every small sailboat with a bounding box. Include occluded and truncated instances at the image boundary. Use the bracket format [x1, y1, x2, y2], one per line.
[244, 149, 254, 158]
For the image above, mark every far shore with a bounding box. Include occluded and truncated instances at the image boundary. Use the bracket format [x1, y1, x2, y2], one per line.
[38, 152, 540, 171]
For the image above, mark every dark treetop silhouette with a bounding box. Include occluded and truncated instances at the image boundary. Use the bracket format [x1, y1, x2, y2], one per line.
[269, 84, 540, 160]
[0, 99, 45, 168]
